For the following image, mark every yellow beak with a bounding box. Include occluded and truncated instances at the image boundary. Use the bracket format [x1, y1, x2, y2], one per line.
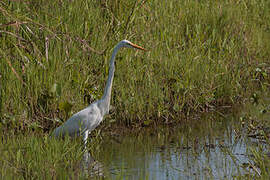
[129, 42, 146, 51]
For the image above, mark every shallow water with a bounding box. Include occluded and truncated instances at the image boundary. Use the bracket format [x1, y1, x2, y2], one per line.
[90, 113, 263, 179]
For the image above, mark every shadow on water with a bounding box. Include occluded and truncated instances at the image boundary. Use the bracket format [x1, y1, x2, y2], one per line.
[90, 112, 268, 179]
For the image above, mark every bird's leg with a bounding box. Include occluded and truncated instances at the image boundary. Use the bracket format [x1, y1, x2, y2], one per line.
[82, 130, 90, 164]
[83, 130, 89, 148]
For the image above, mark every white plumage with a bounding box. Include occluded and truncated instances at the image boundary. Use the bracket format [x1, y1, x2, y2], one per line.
[52, 40, 145, 145]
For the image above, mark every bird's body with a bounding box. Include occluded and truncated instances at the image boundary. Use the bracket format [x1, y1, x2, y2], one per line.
[52, 40, 145, 144]
[53, 101, 103, 138]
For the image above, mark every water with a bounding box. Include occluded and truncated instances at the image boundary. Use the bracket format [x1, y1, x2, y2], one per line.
[88, 113, 262, 179]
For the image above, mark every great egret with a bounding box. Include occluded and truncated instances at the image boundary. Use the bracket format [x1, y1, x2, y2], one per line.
[52, 40, 145, 146]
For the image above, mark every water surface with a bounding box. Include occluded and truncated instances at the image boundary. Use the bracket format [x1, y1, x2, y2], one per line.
[91, 113, 261, 179]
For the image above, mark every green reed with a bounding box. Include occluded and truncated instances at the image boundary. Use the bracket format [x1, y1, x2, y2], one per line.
[0, 0, 269, 131]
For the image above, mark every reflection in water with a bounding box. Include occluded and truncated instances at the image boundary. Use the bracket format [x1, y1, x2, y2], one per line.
[94, 113, 260, 179]
[81, 152, 105, 178]
[149, 131, 248, 179]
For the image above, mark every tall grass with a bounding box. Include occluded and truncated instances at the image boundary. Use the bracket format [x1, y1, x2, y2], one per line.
[0, 0, 270, 131]
[0, 133, 86, 179]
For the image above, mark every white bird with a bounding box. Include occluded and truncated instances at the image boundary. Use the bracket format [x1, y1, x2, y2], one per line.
[52, 40, 145, 146]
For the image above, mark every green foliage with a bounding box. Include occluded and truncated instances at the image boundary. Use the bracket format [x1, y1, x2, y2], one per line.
[0, 134, 86, 179]
[0, 0, 270, 131]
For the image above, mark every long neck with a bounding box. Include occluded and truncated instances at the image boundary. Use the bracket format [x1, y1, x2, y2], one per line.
[100, 46, 120, 115]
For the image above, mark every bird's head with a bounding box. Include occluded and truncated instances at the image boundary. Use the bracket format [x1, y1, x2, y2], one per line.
[117, 40, 146, 50]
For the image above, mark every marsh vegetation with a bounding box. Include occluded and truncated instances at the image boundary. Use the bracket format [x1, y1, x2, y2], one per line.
[0, 0, 269, 179]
